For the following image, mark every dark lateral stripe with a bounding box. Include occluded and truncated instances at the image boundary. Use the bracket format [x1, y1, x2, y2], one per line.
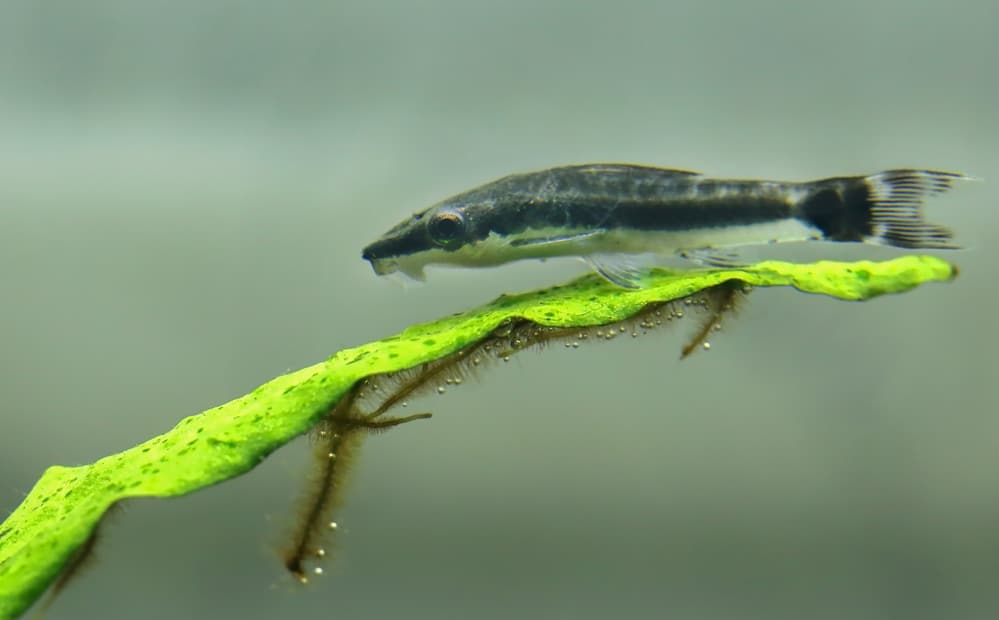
[476, 195, 793, 238]
[605, 198, 792, 230]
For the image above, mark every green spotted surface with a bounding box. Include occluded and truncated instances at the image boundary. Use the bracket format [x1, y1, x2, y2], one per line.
[0, 256, 956, 619]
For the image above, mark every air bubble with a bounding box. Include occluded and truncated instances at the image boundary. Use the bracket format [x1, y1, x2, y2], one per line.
[316, 548, 326, 558]
[314, 567, 324, 576]
[436, 386, 446, 394]
[328, 521, 338, 530]
[703, 342, 711, 350]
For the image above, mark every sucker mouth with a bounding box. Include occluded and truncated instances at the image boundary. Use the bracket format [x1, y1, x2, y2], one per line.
[367, 257, 400, 276]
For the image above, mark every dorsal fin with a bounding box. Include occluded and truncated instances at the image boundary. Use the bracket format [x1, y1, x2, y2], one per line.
[558, 163, 702, 177]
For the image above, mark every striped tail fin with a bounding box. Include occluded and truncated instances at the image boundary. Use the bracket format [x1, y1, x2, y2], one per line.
[796, 169, 969, 250]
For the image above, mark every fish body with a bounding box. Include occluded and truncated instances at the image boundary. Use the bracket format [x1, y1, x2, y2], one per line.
[362, 164, 965, 288]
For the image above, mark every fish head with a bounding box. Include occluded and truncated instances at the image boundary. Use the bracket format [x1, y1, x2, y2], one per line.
[362, 199, 488, 282]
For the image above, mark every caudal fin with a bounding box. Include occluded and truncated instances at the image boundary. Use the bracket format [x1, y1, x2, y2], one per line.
[863, 169, 967, 249]
[797, 169, 969, 249]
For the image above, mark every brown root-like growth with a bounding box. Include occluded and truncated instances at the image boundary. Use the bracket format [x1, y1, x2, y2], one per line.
[281, 280, 749, 580]
[680, 280, 746, 358]
[35, 503, 123, 616]
[281, 385, 431, 583]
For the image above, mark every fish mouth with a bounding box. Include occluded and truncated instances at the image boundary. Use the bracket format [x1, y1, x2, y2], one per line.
[364, 255, 427, 282]
[362, 239, 399, 275]
[366, 256, 400, 276]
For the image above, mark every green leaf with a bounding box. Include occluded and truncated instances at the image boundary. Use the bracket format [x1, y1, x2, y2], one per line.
[0, 256, 956, 619]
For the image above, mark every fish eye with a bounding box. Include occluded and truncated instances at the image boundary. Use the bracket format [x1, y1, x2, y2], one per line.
[427, 210, 466, 246]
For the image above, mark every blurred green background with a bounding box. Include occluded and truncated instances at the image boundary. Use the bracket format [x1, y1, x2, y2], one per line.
[2, 1, 997, 618]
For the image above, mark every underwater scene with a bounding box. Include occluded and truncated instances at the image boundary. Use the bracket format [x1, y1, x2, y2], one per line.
[1, 1, 997, 619]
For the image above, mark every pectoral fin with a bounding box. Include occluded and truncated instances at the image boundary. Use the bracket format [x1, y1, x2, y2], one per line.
[510, 229, 604, 248]
[584, 254, 645, 289]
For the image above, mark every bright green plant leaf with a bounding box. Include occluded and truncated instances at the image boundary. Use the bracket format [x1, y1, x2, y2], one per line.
[0, 256, 956, 619]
